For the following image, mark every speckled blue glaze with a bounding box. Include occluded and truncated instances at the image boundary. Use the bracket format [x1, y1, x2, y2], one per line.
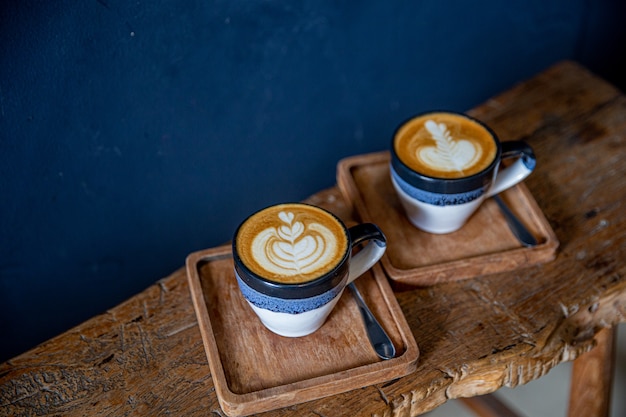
[391, 168, 488, 206]
[235, 271, 343, 314]
[522, 154, 536, 171]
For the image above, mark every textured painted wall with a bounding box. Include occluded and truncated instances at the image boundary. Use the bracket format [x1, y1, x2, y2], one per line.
[1, 0, 625, 361]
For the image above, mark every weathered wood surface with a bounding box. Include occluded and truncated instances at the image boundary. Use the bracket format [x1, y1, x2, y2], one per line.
[186, 246, 418, 416]
[1, 60, 625, 416]
[336, 151, 559, 285]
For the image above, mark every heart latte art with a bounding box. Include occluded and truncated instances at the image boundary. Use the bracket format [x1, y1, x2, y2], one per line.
[394, 113, 497, 179]
[235, 204, 348, 284]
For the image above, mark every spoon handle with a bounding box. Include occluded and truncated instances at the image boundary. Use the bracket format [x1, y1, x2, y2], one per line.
[493, 195, 538, 247]
[348, 282, 396, 360]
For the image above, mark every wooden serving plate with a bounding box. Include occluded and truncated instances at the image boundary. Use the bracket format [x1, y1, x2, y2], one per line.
[186, 245, 419, 417]
[337, 151, 559, 287]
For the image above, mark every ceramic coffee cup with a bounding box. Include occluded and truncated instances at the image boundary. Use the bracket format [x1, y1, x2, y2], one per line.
[233, 203, 387, 337]
[390, 111, 536, 234]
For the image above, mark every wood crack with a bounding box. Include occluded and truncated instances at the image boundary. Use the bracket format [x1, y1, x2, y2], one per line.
[375, 385, 390, 405]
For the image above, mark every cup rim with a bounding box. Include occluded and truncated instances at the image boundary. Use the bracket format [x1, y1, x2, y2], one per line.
[232, 202, 351, 299]
[390, 110, 502, 194]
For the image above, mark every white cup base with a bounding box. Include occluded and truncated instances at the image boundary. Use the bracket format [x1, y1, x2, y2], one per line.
[246, 294, 342, 337]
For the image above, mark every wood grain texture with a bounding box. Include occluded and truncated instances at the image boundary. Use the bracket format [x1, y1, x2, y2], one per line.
[336, 151, 559, 285]
[186, 246, 418, 416]
[1, 61, 625, 416]
[567, 327, 616, 417]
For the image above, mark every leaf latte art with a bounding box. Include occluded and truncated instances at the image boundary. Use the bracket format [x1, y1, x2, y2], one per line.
[418, 120, 482, 173]
[394, 112, 497, 179]
[235, 204, 348, 284]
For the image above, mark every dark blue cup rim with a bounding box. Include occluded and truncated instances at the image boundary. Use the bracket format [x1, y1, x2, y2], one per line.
[232, 203, 351, 299]
[390, 110, 502, 194]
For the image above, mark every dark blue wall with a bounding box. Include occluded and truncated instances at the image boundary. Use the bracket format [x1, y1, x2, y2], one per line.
[1, 0, 625, 361]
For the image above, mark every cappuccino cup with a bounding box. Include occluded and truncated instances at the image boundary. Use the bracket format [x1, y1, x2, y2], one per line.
[233, 203, 386, 337]
[390, 111, 536, 234]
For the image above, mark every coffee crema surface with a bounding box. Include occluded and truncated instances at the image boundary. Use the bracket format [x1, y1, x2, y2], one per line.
[235, 204, 349, 284]
[394, 112, 497, 179]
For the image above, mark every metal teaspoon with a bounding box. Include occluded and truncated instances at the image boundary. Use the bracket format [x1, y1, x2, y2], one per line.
[493, 194, 538, 247]
[348, 282, 396, 360]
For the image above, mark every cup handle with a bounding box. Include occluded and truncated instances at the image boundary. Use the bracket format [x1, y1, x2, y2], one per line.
[486, 141, 536, 198]
[346, 223, 387, 284]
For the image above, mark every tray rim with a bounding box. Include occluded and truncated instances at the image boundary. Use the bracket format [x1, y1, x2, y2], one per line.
[336, 151, 560, 286]
[186, 244, 419, 417]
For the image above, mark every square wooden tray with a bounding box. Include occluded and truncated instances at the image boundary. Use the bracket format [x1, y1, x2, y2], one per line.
[186, 245, 419, 417]
[337, 151, 559, 287]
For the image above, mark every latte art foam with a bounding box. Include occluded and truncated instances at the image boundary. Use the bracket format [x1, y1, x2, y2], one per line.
[394, 113, 497, 179]
[235, 204, 348, 284]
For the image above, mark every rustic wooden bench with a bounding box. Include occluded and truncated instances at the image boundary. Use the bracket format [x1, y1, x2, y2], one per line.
[1, 60, 624, 416]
